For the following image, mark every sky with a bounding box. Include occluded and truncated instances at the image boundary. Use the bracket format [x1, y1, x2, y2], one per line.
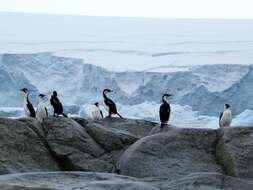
[0, 0, 253, 18]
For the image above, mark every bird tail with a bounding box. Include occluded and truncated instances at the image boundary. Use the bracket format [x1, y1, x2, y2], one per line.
[117, 112, 123, 119]
[62, 113, 68, 118]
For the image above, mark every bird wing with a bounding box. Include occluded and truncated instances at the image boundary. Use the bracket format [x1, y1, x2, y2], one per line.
[105, 98, 117, 113]
[45, 107, 48, 116]
[219, 112, 223, 121]
[27, 100, 36, 117]
[219, 112, 223, 127]
[100, 110, 104, 118]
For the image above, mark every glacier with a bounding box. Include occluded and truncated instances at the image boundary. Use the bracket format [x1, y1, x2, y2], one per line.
[0, 12, 253, 127]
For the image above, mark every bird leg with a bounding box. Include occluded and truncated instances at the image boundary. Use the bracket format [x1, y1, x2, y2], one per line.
[117, 113, 123, 119]
[108, 111, 112, 118]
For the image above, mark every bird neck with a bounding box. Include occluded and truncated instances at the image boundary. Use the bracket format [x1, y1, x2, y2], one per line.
[103, 92, 108, 99]
[39, 98, 44, 104]
[162, 97, 169, 104]
[23, 94, 29, 104]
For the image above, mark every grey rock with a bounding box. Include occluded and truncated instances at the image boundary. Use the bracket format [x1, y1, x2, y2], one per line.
[216, 127, 253, 182]
[0, 118, 60, 174]
[84, 117, 155, 151]
[149, 124, 175, 135]
[0, 172, 159, 190]
[42, 117, 114, 172]
[145, 172, 253, 190]
[118, 128, 222, 180]
[0, 186, 54, 190]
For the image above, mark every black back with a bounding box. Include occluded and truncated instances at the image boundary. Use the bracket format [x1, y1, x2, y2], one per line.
[50, 95, 63, 114]
[100, 110, 104, 118]
[104, 98, 117, 114]
[219, 112, 223, 121]
[45, 107, 48, 116]
[27, 97, 36, 117]
[159, 103, 171, 123]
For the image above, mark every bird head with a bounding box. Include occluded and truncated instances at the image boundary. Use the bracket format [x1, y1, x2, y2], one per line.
[224, 104, 231, 110]
[94, 102, 99, 107]
[20, 88, 28, 94]
[52, 91, 58, 97]
[103, 89, 113, 94]
[162, 93, 173, 103]
[38, 94, 47, 102]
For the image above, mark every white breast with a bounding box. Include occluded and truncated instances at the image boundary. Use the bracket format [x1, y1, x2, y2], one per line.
[23, 95, 30, 117]
[92, 107, 102, 120]
[220, 109, 232, 127]
[36, 103, 47, 122]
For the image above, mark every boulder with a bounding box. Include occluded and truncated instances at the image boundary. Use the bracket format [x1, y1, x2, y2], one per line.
[84, 117, 155, 151]
[42, 117, 114, 172]
[0, 172, 159, 190]
[118, 128, 222, 180]
[149, 124, 174, 135]
[216, 127, 253, 182]
[0, 118, 60, 174]
[146, 172, 253, 190]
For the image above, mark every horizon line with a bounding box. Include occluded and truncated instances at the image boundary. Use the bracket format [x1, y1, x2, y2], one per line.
[1, 11, 253, 20]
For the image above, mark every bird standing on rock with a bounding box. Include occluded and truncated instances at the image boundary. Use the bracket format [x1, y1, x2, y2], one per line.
[219, 104, 232, 128]
[92, 102, 103, 120]
[50, 91, 68, 117]
[36, 94, 48, 122]
[20, 88, 36, 118]
[159, 93, 172, 128]
[103, 89, 123, 118]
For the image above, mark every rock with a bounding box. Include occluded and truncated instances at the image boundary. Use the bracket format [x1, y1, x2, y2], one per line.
[0, 118, 60, 174]
[216, 127, 253, 182]
[85, 120, 138, 151]
[0, 186, 54, 190]
[71, 117, 89, 128]
[1, 117, 253, 189]
[0, 172, 159, 190]
[118, 128, 222, 180]
[145, 172, 253, 190]
[88, 117, 156, 137]
[149, 124, 174, 135]
[42, 117, 114, 172]
[84, 117, 155, 151]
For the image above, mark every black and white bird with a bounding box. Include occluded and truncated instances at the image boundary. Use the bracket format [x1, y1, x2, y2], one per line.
[92, 102, 103, 120]
[36, 94, 48, 122]
[219, 104, 232, 128]
[50, 91, 67, 117]
[159, 93, 172, 128]
[20, 88, 36, 118]
[103, 89, 123, 118]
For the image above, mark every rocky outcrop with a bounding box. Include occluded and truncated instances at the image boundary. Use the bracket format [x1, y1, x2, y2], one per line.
[216, 127, 253, 181]
[83, 118, 155, 150]
[118, 126, 253, 185]
[148, 172, 253, 190]
[0, 117, 155, 174]
[75, 117, 156, 167]
[0, 118, 60, 174]
[118, 128, 222, 180]
[42, 117, 114, 172]
[0, 172, 159, 190]
[0, 117, 253, 189]
[0, 172, 252, 190]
